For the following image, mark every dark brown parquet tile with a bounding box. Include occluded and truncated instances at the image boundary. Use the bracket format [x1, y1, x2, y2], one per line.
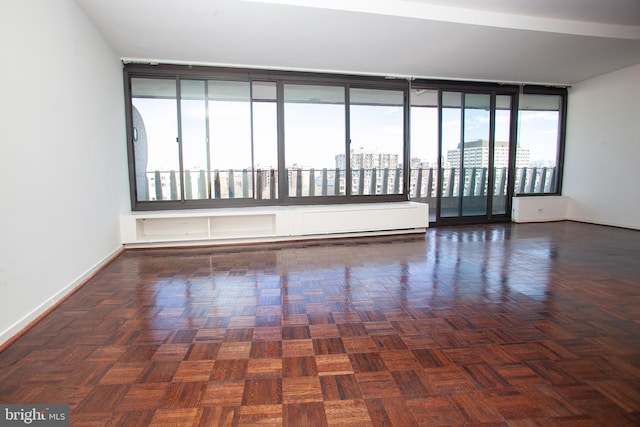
[282, 325, 311, 340]
[202, 380, 245, 406]
[242, 378, 282, 405]
[210, 359, 248, 381]
[246, 358, 282, 379]
[356, 372, 403, 398]
[407, 395, 468, 426]
[324, 399, 372, 426]
[2, 222, 640, 425]
[237, 404, 282, 426]
[365, 397, 418, 425]
[315, 354, 353, 375]
[393, 371, 431, 400]
[194, 405, 238, 427]
[75, 384, 130, 413]
[150, 407, 198, 426]
[283, 401, 327, 426]
[282, 376, 324, 403]
[163, 381, 207, 409]
[282, 356, 318, 377]
[117, 383, 170, 412]
[320, 374, 361, 401]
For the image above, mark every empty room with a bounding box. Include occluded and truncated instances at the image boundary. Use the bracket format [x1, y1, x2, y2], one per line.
[1, 0, 640, 425]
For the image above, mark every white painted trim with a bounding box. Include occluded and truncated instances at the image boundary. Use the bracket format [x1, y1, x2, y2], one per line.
[567, 216, 640, 231]
[0, 246, 125, 347]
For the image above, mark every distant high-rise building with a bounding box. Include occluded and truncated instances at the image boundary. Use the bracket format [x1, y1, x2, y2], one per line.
[446, 139, 529, 169]
[411, 157, 431, 169]
[335, 147, 402, 195]
[335, 147, 400, 171]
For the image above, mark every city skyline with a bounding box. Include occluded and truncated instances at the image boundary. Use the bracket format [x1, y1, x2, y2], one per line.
[134, 98, 559, 174]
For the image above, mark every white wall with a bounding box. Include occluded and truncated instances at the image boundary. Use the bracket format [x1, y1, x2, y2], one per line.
[0, 0, 129, 345]
[564, 64, 640, 230]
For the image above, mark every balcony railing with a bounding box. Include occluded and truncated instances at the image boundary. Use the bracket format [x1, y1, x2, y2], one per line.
[141, 169, 278, 201]
[410, 166, 556, 202]
[140, 166, 556, 202]
[141, 167, 404, 201]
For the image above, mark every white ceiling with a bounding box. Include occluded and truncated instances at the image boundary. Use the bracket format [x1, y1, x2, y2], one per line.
[75, 0, 640, 85]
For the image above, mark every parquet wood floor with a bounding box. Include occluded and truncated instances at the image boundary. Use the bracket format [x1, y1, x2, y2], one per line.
[1, 221, 640, 426]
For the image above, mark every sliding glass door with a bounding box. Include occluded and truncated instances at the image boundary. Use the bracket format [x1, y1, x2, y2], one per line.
[438, 90, 515, 223]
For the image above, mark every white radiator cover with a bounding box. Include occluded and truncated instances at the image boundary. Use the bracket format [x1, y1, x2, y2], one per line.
[512, 196, 569, 223]
[121, 202, 429, 247]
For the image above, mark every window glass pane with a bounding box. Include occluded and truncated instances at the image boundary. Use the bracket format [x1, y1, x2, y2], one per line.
[131, 78, 179, 201]
[516, 94, 561, 193]
[180, 80, 209, 200]
[253, 98, 279, 200]
[461, 94, 490, 216]
[208, 81, 252, 199]
[285, 84, 346, 197]
[350, 88, 404, 196]
[441, 92, 462, 217]
[410, 88, 438, 221]
[492, 95, 512, 214]
[252, 81, 277, 101]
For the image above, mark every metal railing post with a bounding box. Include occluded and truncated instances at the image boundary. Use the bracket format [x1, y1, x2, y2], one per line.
[184, 170, 192, 200]
[169, 170, 178, 200]
[256, 169, 263, 200]
[213, 170, 221, 199]
[198, 170, 206, 199]
[154, 170, 162, 201]
[322, 168, 328, 196]
[228, 169, 235, 198]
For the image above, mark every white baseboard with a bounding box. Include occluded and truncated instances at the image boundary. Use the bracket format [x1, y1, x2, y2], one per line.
[0, 245, 125, 347]
[567, 216, 640, 231]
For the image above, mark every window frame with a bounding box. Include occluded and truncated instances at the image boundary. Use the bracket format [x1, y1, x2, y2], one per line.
[513, 85, 568, 197]
[124, 64, 566, 212]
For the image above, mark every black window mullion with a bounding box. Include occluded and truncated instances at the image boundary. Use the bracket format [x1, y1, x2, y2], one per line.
[486, 92, 496, 218]
[458, 93, 465, 217]
[124, 69, 138, 210]
[249, 82, 256, 200]
[403, 82, 410, 200]
[176, 76, 186, 203]
[506, 92, 519, 217]
[345, 84, 352, 198]
[555, 93, 568, 194]
[435, 89, 444, 224]
[204, 81, 212, 200]
[276, 80, 287, 202]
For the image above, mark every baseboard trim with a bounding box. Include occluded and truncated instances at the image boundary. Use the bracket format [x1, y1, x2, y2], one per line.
[567, 217, 640, 231]
[0, 245, 125, 350]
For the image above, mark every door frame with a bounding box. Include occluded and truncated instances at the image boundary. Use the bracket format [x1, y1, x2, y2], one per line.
[434, 87, 519, 226]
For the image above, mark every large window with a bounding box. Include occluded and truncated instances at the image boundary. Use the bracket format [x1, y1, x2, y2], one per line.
[284, 84, 346, 197]
[350, 88, 405, 196]
[409, 88, 438, 221]
[125, 65, 565, 213]
[515, 93, 564, 194]
[282, 85, 405, 199]
[131, 78, 179, 202]
[130, 77, 278, 205]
